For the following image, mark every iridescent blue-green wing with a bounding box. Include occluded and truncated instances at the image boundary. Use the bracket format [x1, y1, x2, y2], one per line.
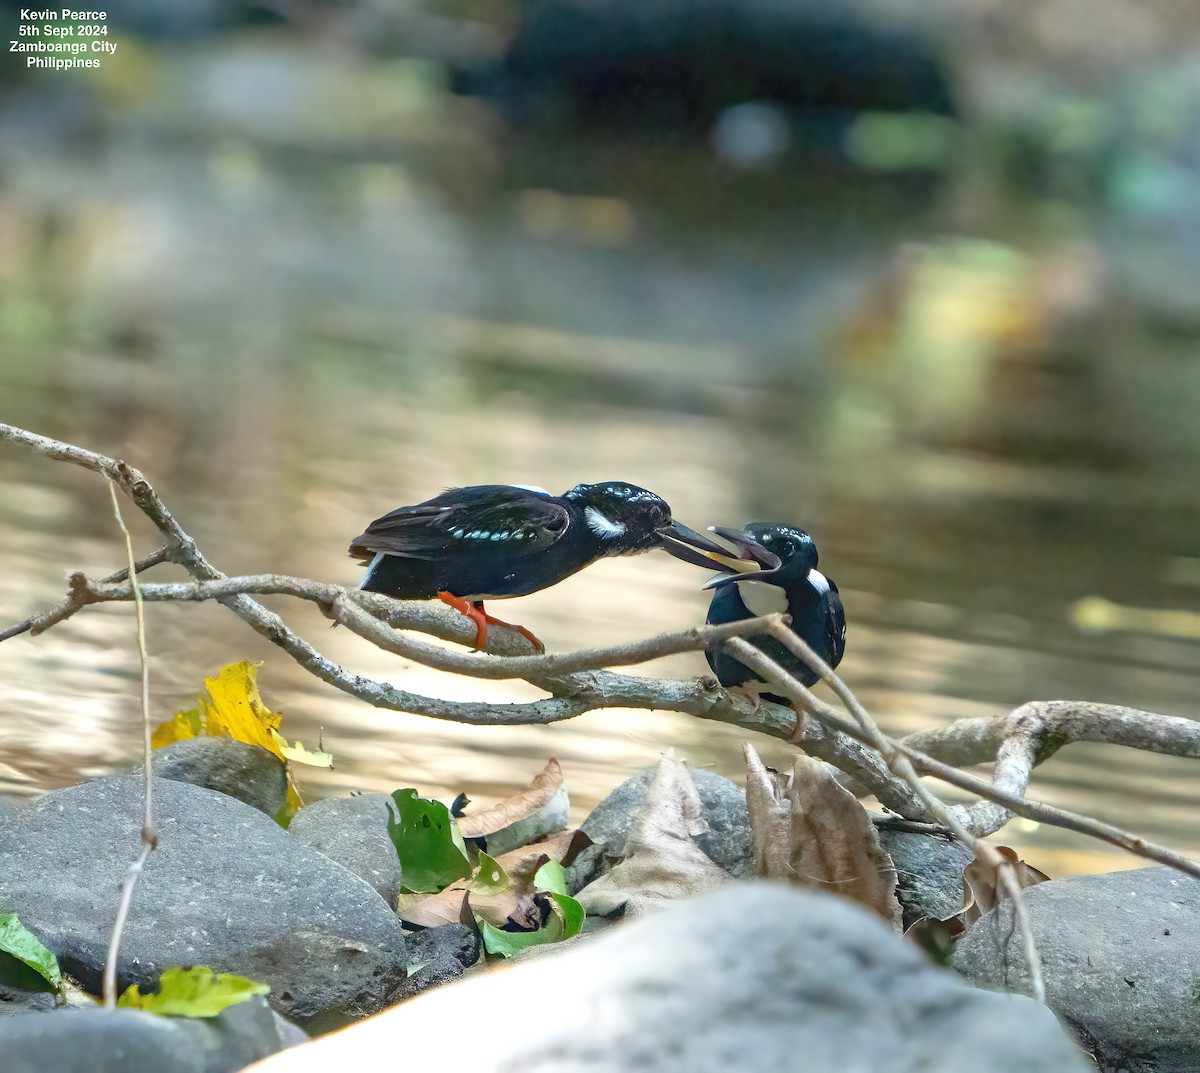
[349, 486, 571, 562]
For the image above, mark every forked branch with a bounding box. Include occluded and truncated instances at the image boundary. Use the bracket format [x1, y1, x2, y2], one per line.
[3, 420, 1200, 887]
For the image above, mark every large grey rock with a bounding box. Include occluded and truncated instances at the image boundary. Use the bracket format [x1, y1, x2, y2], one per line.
[569, 767, 754, 888]
[0, 997, 292, 1073]
[249, 884, 1091, 1073]
[955, 866, 1200, 1072]
[288, 794, 401, 904]
[0, 777, 407, 1033]
[878, 827, 973, 929]
[142, 738, 288, 818]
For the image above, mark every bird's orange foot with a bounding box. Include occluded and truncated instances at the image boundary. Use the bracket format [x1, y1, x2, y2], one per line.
[435, 592, 544, 654]
[437, 591, 490, 651]
[733, 680, 770, 712]
[477, 607, 545, 655]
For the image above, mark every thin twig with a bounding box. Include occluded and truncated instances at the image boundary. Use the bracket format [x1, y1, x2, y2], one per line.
[101, 479, 156, 1009]
[100, 544, 171, 585]
[13, 571, 792, 677]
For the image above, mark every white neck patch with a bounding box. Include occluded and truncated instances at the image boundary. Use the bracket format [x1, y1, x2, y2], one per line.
[735, 580, 789, 617]
[511, 484, 551, 496]
[585, 506, 626, 540]
[807, 568, 831, 595]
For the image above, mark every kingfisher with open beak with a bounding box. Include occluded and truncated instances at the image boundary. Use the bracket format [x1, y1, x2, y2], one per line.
[348, 481, 728, 652]
[697, 523, 847, 705]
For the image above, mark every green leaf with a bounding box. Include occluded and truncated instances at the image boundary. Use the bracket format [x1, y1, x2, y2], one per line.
[533, 860, 585, 937]
[478, 914, 565, 957]
[548, 891, 585, 940]
[468, 851, 509, 895]
[477, 863, 585, 956]
[117, 967, 269, 1018]
[0, 914, 61, 991]
[388, 789, 474, 894]
[533, 860, 569, 897]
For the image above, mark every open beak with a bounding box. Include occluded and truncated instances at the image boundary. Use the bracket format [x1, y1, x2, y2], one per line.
[657, 520, 744, 571]
[701, 526, 782, 589]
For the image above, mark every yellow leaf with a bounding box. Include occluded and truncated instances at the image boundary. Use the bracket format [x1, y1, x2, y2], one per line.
[270, 730, 333, 769]
[275, 783, 303, 828]
[150, 661, 333, 825]
[150, 707, 202, 749]
[197, 661, 284, 760]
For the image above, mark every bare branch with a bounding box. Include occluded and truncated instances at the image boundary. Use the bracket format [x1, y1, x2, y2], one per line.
[5, 419, 1200, 890]
[26, 571, 796, 678]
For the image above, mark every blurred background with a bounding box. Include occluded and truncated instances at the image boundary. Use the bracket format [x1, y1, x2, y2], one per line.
[3, 0, 1200, 876]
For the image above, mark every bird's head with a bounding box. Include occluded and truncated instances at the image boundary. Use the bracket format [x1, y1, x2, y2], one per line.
[702, 523, 825, 591]
[563, 482, 727, 562]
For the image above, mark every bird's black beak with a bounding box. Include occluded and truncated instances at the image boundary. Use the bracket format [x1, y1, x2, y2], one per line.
[701, 526, 783, 589]
[657, 520, 743, 571]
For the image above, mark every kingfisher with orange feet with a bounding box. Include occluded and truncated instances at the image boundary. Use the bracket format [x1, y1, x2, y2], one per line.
[348, 481, 726, 653]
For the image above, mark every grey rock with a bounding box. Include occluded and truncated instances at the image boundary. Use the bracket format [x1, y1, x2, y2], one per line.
[0, 997, 292, 1073]
[399, 923, 482, 998]
[878, 827, 973, 929]
[270, 1011, 308, 1050]
[288, 794, 402, 904]
[0, 948, 59, 1013]
[140, 738, 288, 818]
[0, 985, 58, 1014]
[0, 796, 22, 819]
[286, 883, 1090, 1073]
[0, 777, 407, 1033]
[954, 866, 1200, 1072]
[569, 767, 754, 889]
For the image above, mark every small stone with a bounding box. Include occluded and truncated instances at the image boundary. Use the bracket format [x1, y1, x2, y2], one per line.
[878, 827, 974, 929]
[143, 738, 288, 818]
[399, 923, 483, 999]
[289, 794, 402, 904]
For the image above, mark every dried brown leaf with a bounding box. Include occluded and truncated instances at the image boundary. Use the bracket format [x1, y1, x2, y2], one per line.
[743, 743, 792, 880]
[908, 844, 1050, 940]
[395, 888, 471, 930]
[744, 746, 903, 930]
[575, 754, 729, 919]
[458, 759, 565, 839]
[492, 829, 590, 875]
[959, 845, 1050, 930]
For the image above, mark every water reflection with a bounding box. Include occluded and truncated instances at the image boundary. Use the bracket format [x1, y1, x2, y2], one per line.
[2, 118, 1200, 879]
